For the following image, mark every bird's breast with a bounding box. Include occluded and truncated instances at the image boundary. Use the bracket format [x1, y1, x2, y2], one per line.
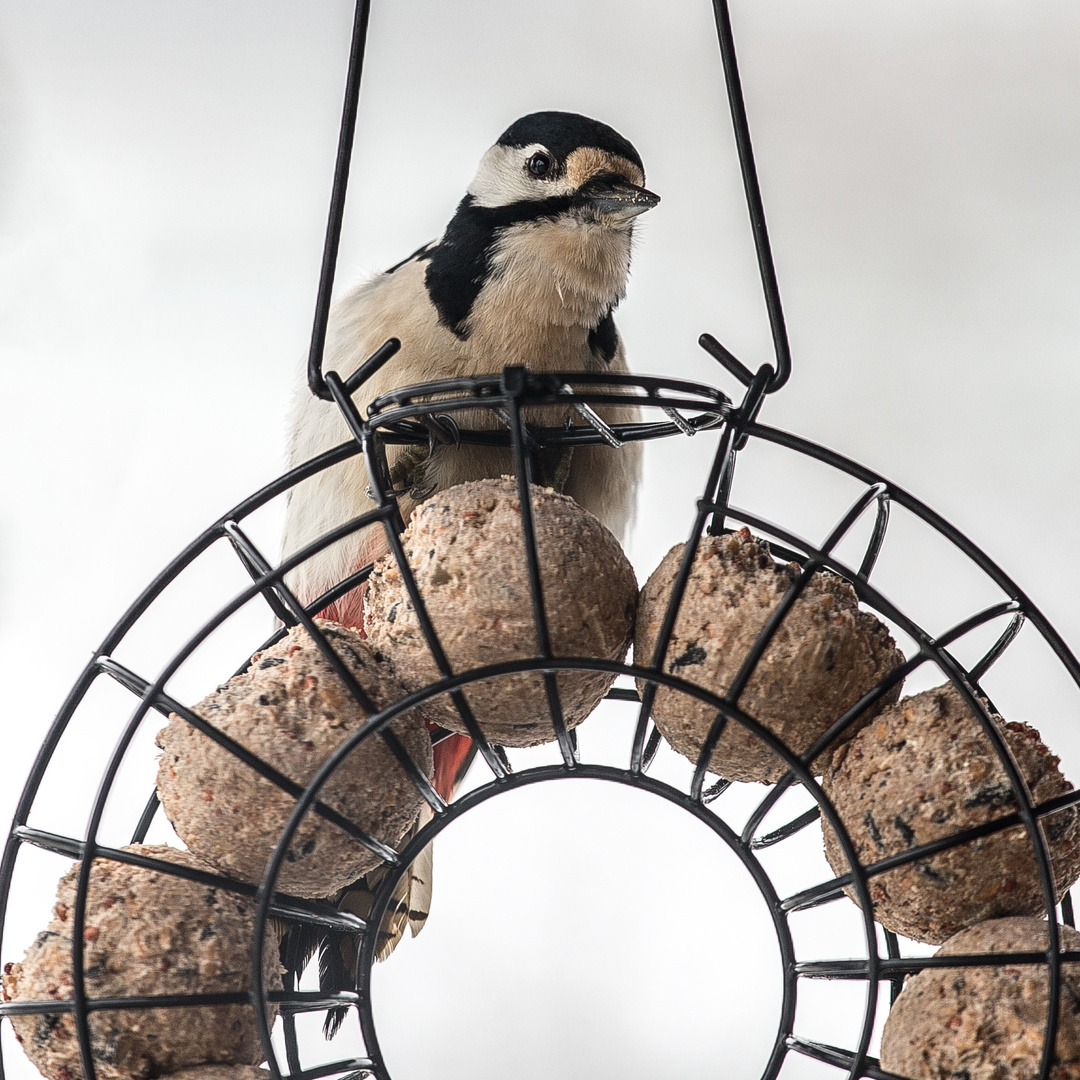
[473, 218, 632, 335]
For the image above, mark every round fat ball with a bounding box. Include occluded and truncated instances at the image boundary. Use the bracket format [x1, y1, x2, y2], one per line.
[881, 917, 1080, 1080]
[822, 683, 1080, 944]
[1, 845, 280, 1080]
[635, 528, 904, 783]
[364, 477, 638, 748]
[156, 621, 433, 898]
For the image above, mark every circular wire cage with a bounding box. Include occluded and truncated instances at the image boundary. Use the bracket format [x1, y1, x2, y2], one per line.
[3, 4, 1080, 1080]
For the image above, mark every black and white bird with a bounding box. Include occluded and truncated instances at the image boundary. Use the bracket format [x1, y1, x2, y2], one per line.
[279, 111, 658, 1029]
[285, 110, 657, 606]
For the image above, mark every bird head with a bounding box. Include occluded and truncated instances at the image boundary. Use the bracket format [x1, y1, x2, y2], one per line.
[425, 112, 658, 337]
[467, 111, 659, 228]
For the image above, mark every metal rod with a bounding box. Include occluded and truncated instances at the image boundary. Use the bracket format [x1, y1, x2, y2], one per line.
[97, 657, 401, 863]
[786, 1036, 902, 1080]
[129, 790, 160, 845]
[0, 989, 361, 1018]
[710, 0, 792, 393]
[221, 520, 444, 815]
[13, 826, 367, 932]
[325, 370, 508, 783]
[797, 949, 1080, 979]
[307, 0, 373, 401]
[503, 367, 576, 768]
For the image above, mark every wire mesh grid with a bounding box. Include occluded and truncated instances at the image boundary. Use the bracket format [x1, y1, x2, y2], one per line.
[3, 3, 1079, 1080]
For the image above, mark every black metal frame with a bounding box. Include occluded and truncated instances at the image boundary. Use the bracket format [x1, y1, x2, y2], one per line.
[4, 372, 1078, 1080]
[1, 3, 1075, 1080]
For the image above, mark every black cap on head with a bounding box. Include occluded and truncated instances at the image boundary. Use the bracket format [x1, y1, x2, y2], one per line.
[497, 111, 644, 175]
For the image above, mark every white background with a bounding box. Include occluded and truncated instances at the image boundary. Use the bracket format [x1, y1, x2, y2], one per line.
[3, 3, 1080, 1078]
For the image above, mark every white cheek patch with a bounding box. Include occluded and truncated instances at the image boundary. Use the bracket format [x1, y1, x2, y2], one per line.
[468, 143, 578, 207]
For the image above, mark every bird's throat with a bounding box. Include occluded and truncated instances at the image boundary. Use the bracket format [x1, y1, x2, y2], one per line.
[424, 197, 632, 346]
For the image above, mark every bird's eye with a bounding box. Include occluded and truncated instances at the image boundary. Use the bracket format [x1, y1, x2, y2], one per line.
[527, 152, 553, 179]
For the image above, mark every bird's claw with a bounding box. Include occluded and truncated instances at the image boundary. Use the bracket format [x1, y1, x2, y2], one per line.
[423, 413, 460, 448]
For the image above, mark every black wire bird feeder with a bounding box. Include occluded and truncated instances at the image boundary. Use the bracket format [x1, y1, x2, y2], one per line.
[3, 4, 1078, 1080]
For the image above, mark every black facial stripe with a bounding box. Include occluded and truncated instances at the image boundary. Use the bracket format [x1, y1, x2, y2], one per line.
[497, 111, 644, 176]
[424, 194, 577, 336]
[480, 195, 578, 227]
[588, 308, 618, 365]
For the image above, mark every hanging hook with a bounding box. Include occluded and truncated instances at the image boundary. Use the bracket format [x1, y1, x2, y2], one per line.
[709, 0, 792, 394]
[306, 0, 374, 401]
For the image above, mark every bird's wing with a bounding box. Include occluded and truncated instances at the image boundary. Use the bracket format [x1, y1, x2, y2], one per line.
[314, 811, 430, 1039]
[375, 805, 434, 957]
[406, 837, 434, 939]
[282, 256, 459, 608]
[405, 736, 477, 940]
[304, 527, 391, 630]
[308, 734, 480, 1038]
[317, 871, 381, 1039]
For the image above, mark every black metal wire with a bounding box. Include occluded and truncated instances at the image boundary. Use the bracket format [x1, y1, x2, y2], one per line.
[219, 519, 443, 816]
[0, 989, 361, 1019]
[98, 656, 402, 862]
[787, 1037, 905, 1080]
[797, 949, 1080, 980]
[306, 0, 373, 401]
[10, 827, 366, 933]
[629, 369, 756, 776]
[710, 0, 792, 393]
[501, 367, 577, 768]
[324, 368, 510, 785]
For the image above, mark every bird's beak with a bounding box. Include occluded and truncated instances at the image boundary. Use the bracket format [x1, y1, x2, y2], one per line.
[578, 174, 660, 219]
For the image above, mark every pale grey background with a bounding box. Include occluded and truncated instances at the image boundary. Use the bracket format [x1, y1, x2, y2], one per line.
[2, 3, 1080, 1078]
